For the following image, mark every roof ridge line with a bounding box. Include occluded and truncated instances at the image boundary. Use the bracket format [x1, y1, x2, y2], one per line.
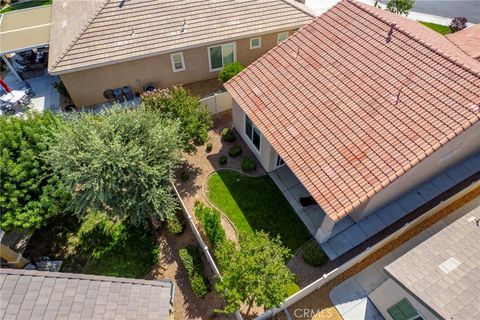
[278, 0, 316, 18]
[51, 0, 112, 71]
[347, 0, 480, 78]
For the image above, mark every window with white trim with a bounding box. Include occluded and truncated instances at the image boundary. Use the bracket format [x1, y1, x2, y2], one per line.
[170, 52, 185, 72]
[277, 31, 289, 43]
[208, 43, 236, 71]
[250, 37, 262, 49]
[245, 115, 261, 151]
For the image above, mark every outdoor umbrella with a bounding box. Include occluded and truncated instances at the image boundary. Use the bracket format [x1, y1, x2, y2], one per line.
[0, 79, 11, 93]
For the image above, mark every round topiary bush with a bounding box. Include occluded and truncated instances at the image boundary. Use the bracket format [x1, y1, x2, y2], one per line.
[206, 142, 213, 152]
[302, 240, 328, 267]
[219, 155, 228, 165]
[219, 62, 245, 84]
[241, 158, 256, 172]
[221, 128, 236, 142]
[228, 145, 242, 157]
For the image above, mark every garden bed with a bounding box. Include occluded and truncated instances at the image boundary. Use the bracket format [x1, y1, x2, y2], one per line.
[205, 169, 310, 252]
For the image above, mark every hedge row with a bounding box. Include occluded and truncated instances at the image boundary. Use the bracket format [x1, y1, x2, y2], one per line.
[179, 245, 210, 298]
[195, 201, 226, 248]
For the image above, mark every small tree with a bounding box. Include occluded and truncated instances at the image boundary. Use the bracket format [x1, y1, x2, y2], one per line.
[450, 17, 468, 33]
[215, 232, 295, 316]
[44, 106, 183, 227]
[387, 0, 415, 15]
[219, 62, 245, 84]
[141, 86, 211, 147]
[0, 112, 68, 231]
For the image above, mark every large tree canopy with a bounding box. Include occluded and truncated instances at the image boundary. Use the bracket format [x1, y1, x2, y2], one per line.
[215, 232, 295, 316]
[0, 112, 67, 231]
[44, 106, 183, 226]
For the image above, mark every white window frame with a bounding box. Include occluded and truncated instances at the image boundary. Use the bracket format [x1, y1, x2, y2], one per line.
[170, 52, 185, 72]
[244, 114, 261, 152]
[249, 37, 262, 49]
[277, 31, 289, 43]
[208, 42, 237, 72]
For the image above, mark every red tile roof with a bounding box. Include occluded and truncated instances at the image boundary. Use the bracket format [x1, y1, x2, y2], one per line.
[225, 0, 480, 221]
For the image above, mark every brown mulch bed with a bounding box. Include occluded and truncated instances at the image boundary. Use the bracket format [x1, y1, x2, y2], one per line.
[282, 184, 480, 320]
[183, 79, 224, 98]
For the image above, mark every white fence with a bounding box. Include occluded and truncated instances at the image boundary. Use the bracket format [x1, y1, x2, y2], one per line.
[200, 91, 232, 115]
[172, 183, 243, 320]
[255, 179, 480, 320]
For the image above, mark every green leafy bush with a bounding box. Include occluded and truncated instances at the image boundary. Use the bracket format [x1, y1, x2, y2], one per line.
[0, 112, 68, 231]
[241, 158, 256, 172]
[142, 86, 212, 147]
[180, 170, 190, 181]
[219, 62, 245, 84]
[195, 201, 225, 248]
[179, 246, 210, 298]
[302, 240, 328, 267]
[228, 145, 242, 157]
[219, 155, 228, 165]
[221, 127, 236, 142]
[206, 142, 213, 152]
[286, 283, 300, 296]
[166, 213, 184, 235]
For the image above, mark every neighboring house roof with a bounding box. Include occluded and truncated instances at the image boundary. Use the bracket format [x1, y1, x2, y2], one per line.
[48, 0, 314, 74]
[225, 0, 480, 221]
[385, 207, 480, 319]
[447, 24, 480, 60]
[0, 269, 173, 319]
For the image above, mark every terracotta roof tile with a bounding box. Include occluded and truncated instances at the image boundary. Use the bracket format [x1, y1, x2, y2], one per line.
[225, 0, 480, 221]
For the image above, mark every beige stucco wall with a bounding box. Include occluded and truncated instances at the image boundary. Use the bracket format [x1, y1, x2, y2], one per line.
[60, 30, 294, 107]
[369, 279, 439, 320]
[349, 122, 480, 222]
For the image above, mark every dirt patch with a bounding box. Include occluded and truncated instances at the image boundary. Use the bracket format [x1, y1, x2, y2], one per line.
[285, 186, 480, 320]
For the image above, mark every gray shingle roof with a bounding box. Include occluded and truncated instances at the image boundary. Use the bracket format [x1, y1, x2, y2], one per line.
[385, 205, 480, 320]
[48, 0, 314, 74]
[0, 269, 173, 320]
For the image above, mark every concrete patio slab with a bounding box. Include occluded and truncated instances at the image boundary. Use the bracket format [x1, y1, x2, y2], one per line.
[328, 233, 354, 256]
[354, 266, 388, 295]
[330, 277, 366, 315]
[343, 224, 368, 247]
[416, 181, 442, 202]
[376, 202, 406, 226]
[432, 173, 457, 191]
[320, 241, 337, 261]
[397, 190, 425, 213]
[341, 298, 384, 320]
[447, 164, 472, 183]
[275, 165, 301, 190]
[358, 214, 387, 238]
[463, 155, 480, 173]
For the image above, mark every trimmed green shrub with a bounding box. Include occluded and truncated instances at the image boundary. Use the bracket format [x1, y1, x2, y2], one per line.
[286, 283, 301, 296]
[166, 213, 184, 235]
[219, 155, 228, 165]
[241, 158, 256, 172]
[228, 145, 242, 157]
[206, 142, 213, 152]
[219, 62, 245, 84]
[302, 241, 328, 267]
[179, 246, 210, 298]
[221, 127, 236, 142]
[195, 201, 225, 248]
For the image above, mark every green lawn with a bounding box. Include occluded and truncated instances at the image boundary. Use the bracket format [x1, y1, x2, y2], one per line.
[25, 213, 159, 279]
[0, 0, 52, 13]
[420, 21, 452, 35]
[206, 170, 310, 252]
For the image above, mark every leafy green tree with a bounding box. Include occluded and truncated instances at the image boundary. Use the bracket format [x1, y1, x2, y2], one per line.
[215, 232, 295, 316]
[44, 106, 183, 227]
[387, 0, 415, 15]
[219, 62, 245, 84]
[0, 112, 67, 231]
[141, 86, 211, 147]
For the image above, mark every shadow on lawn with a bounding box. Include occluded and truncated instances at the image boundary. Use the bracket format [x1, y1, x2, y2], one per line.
[206, 170, 311, 253]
